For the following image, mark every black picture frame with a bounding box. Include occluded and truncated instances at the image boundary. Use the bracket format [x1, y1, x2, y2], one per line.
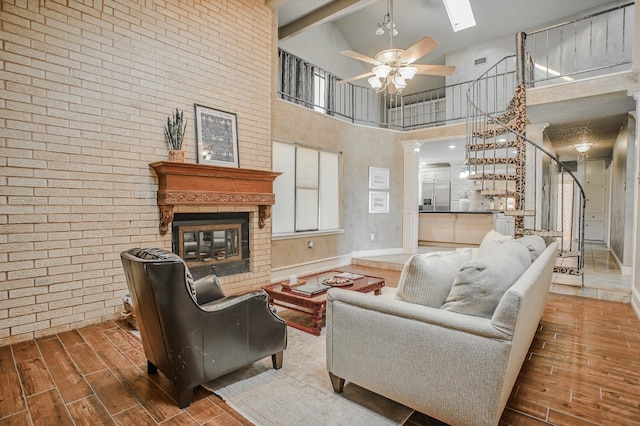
[194, 104, 239, 167]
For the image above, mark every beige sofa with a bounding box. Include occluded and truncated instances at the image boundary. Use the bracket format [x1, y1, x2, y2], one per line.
[326, 240, 558, 426]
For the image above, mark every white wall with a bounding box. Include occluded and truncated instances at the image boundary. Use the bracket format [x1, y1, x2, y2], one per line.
[279, 22, 367, 80]
[446, 35, 515, 85]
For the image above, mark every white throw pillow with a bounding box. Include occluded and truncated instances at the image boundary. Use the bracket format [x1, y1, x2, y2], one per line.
[514, 235, 547, 262]
[441, 242, 531, 318]
[395, 250, 472, 308]
[476, 229, 513, 259]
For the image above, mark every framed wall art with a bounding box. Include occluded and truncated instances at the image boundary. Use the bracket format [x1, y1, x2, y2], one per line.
[194, 104, 239, 167]
[369, 191, 389, 214]
[369, 166, 389, 189]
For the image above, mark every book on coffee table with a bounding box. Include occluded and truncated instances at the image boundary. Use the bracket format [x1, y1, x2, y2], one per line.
[291, 282, 330, 296]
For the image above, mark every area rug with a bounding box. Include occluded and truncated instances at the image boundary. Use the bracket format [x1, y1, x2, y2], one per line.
[202, 327, 414, 426]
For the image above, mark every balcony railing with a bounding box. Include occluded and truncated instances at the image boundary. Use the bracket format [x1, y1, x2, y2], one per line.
[277, 3, 634, 129]
[525, 2, 633, 87]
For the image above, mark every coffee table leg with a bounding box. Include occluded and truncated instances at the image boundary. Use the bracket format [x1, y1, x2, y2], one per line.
[311, 304, 324, 335]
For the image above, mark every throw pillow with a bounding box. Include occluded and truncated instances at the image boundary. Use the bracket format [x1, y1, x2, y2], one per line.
[476, 229, 513, 259]
[514, 235, 547, 262]
[441, 242, 531, 318]
[395, 250, 472, 308]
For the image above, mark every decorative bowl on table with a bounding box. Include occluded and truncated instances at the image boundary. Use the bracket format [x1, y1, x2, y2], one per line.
[322, 277, 354, 287]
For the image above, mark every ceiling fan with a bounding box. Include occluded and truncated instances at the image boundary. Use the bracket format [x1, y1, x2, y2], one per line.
[339, 0, 455, 94]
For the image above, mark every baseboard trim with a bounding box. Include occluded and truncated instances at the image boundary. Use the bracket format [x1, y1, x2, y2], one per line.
[350, 247, 404, 258]
[610, 249, 632, 276]
[632, 286, 640, 320]
[271, 254, 352, 283]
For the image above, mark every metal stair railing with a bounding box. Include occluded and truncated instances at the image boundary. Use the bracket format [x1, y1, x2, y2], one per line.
[466, 56, 587, 277]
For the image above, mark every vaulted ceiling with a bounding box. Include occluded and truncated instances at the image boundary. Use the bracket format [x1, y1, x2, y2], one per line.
[274, 0, 636, 161]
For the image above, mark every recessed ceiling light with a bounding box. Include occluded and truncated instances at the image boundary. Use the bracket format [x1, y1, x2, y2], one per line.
[448, 145, 456, 149]
[497, 138, 506, 142]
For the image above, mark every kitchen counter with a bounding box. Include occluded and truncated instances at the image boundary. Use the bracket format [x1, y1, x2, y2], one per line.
[418, 211, 494, 246]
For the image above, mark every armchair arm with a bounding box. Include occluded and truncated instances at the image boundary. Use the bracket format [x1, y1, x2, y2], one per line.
[194, 275, 225, 305]
[199, 290, 268, 312]
[197, 289, 286, 380]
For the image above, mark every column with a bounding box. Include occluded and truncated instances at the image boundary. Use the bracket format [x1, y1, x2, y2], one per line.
[628, 90, 640, 317]
[402, 141, 421, 254]
[525, 122, 549, 230]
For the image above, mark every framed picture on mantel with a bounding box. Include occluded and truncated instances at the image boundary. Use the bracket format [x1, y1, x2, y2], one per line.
[194, 104, 239, 168]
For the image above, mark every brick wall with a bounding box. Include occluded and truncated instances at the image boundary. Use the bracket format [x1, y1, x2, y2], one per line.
[0, 0, 274, 344]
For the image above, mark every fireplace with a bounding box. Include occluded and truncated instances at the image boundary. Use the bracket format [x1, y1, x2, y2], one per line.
[150, 162, 280, 288]
[172, 213, 250, 279]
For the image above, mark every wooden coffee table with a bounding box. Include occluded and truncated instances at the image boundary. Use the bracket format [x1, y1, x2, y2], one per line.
[262, 271, 385, 336]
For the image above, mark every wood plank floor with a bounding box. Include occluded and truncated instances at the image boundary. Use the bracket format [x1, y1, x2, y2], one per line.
[1, 264, 639, 425]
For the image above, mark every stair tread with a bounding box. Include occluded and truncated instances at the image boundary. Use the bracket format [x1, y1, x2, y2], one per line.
[480, 190, 520, 196]
[554, 265, 584, 276]
[467, 157, 518, 165]
[471, 123, 519, 139]
[503, 210, 535, 216]
[467, 173, 517, 181]
[468, 140, 519, 151]
[559, 250, 582, 257]
[518, 228, 564, 237]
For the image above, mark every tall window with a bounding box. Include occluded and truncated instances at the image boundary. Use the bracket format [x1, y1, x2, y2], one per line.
[272, 141, 340, 235]
[313, 71, 326, 113]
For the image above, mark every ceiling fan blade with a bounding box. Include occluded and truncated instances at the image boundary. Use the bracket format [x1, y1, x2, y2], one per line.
[338, 72, 375, 84]
[414, 64, 456, 76]
[341, 50, 378, 65]
[400, 36, 439, 64]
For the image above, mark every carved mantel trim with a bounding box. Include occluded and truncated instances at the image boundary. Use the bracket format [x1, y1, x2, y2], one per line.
[150, 161, 281, 235]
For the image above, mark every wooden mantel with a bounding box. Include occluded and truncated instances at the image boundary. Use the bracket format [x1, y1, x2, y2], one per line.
[150, 161, 281, 235]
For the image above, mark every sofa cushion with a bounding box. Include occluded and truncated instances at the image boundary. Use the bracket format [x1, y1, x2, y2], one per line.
[441, 242, 531, 318]
[396, 250, 472, 308]
[476, 229, 513, 259]
[514, 235, 547, 262]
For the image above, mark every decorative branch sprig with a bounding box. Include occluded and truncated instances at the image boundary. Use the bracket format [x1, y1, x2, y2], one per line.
[164, 109, 187, 150]
[456, 188, 471, 199]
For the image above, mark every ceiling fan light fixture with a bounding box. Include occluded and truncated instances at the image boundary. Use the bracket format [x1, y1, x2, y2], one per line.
[443, 0, 476, 32]
[375, 26, 385, 36]
[373, 64, 391, 79]
[574, 142, 593, 153]
[399, 66, 417, 80]
[393, 75, 407, 89]
[368, 76, 383, 90]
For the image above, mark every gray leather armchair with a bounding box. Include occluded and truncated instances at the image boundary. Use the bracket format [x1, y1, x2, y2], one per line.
[120, 248, 287, 408]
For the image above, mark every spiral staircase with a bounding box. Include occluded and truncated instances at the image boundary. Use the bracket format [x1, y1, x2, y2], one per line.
[465, 53, 586, 279]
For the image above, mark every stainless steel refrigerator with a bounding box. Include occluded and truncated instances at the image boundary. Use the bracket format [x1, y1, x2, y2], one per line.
[421, 182, 450, 211]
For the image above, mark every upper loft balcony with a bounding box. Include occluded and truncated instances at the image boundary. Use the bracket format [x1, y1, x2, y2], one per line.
[277, 2, 636, 145]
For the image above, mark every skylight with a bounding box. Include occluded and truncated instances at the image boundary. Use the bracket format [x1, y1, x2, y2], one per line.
[442, 0, 476, 32]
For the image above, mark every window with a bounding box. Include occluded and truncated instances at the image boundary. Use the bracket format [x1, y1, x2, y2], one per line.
[313, 71, 326, 113]
[272, 141, 340, 235]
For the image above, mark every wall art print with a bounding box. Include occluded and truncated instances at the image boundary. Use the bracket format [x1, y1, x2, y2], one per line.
[195, 104, 239, 167]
